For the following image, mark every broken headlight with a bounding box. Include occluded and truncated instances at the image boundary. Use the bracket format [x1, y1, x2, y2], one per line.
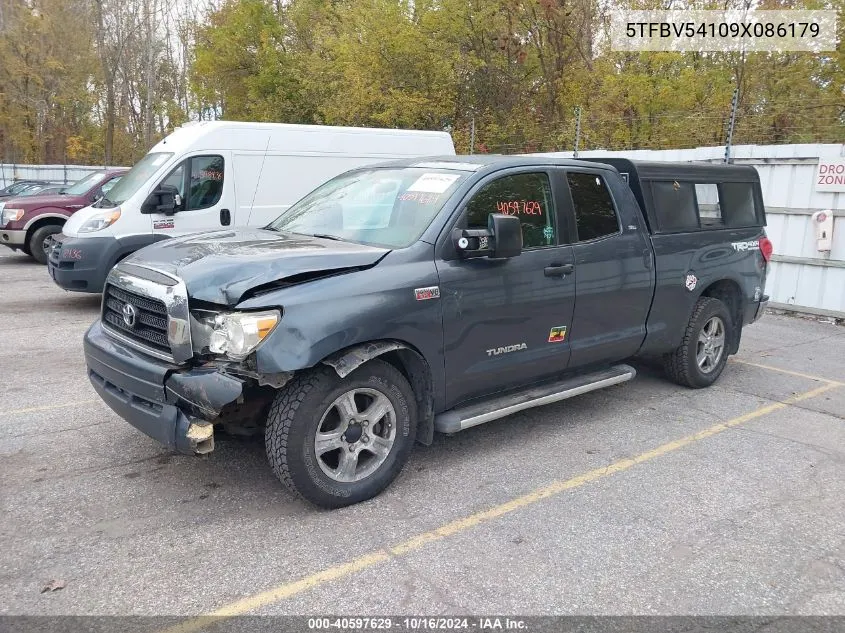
[191, 309, 280, 360]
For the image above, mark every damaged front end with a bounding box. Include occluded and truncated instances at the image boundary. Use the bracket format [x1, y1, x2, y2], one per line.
[84, 319, 285, 455]
[86, 264, 293, 456]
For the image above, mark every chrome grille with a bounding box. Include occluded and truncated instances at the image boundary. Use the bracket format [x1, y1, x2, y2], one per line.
[100, 264, 193, 363]
[102, 284, 171, 354]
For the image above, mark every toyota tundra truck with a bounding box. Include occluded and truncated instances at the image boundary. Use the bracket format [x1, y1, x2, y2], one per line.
[83, 156, 771, 507]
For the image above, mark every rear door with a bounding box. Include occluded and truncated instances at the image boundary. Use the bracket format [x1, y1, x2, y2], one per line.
[437, 168, 576, 408]
[562, 169, 654, 367]
[150, 153, 234, 237]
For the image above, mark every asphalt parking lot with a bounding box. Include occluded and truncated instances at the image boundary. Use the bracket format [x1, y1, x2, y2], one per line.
[1, 248, 844, 621]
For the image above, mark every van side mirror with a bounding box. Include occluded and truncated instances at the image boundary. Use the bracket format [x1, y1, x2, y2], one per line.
[453, 213, 522, 259]
[141, 185, 181, 215]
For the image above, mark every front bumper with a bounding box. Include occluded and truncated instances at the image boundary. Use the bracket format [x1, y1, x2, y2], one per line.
[84, 320, 244, 454]
[47, 234, 117, 293]
[0, 228, 26, 247]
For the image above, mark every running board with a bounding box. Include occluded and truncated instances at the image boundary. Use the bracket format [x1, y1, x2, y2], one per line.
[433, 364, 636, 433]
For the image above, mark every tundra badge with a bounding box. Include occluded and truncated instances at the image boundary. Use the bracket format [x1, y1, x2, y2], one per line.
[486, 343, 528, 356]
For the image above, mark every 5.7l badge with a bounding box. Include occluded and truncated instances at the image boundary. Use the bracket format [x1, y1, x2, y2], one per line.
[414, 286, 440, 301]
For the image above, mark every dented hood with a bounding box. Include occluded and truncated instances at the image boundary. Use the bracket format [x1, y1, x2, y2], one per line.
[124, 228, 390, 305]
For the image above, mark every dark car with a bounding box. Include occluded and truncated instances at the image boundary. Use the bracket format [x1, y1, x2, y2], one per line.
[16, 182, 64, 197]
[83, 155, 771, 507]
[0, 180, 51, 199]
[0, 169, 126, 263]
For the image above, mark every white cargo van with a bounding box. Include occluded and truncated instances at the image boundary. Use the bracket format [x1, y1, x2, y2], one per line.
[47, 121, 455, 292]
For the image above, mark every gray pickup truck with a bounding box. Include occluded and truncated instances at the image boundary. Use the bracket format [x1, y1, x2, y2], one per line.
[83, 155, 771, 507]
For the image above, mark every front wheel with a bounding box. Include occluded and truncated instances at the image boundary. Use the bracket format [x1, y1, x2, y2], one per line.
[663, 296, 732, 388]
[265, 360, 417, 508]
[28, 224, 62, 264]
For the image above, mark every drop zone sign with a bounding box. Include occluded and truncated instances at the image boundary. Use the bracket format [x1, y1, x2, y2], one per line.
[815, 158, 845, 192]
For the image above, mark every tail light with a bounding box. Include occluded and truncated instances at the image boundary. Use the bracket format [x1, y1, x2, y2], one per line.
[759, 236, 773, 262]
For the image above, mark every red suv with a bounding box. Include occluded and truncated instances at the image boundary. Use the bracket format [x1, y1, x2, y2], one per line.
[0, 169, 126, 263]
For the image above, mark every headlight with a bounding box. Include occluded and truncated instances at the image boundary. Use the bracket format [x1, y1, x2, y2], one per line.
[1, 208, 25, 226]
[78, 208, 121, 233]
[191, 309, 280, 360]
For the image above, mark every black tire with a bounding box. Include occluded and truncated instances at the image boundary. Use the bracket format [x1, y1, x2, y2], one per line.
[28, 224, 61, 264]
[663, 296, 732, 389]
[265, 359, 417, 508]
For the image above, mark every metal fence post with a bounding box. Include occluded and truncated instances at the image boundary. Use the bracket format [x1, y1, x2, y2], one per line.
[574, 106, 582, 158]
[724, 87, 738, 164]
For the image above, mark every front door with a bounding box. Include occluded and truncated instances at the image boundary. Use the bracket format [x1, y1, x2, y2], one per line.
[437, 169, 576, 408]
[151, 153, 234, 237]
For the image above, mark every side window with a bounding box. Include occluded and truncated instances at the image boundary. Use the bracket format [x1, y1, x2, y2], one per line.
[567, 172, 619, 241]
[187, 156, 224, 211]
[156, 155, 224, 212]
[651, 181, 698, 232]
[465, 172, 555, 249]
[720, 182, 758, 226]
[695, 183, 722, 227]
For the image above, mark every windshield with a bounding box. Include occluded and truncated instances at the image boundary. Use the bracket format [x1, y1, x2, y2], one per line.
[97, 152, 173, 207]
[63, 171, 106, 196]
[268, 167, 468, 248]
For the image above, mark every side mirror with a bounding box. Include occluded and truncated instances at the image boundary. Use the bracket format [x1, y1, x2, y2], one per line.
[453, 213, 522, 259]
[141, 185, 181, 215]
[488, 213, 522, 258]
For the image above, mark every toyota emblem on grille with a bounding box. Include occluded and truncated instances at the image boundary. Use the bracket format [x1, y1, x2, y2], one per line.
[122, 303, 137, 328]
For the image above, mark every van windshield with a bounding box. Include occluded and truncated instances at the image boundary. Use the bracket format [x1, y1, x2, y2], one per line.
[95, 152, 173, 207]
[267, 167, 468, 248]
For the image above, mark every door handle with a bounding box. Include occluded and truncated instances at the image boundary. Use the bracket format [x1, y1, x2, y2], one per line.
[544, 263, 574, 277]
[642, 248, 653, 269]
[220, 208, 231, 226]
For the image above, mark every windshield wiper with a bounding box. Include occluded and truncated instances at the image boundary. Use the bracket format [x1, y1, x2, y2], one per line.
[310, 233, 344, 242]
[95, 196, 116, 208]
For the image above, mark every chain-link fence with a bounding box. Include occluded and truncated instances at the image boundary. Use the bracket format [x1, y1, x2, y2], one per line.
[0, 164, 126, 188]
[473, 98, 845, 156]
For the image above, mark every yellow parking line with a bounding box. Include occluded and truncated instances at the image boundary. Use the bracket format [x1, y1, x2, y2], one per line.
[0, 400, 98, 417]
[730, 358, 843, 386]
[161, 381, 839, 633]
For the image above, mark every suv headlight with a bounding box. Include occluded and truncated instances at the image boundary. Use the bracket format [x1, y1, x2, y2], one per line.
[191, 309, 280, 360]
[78, 209, 121, 233]
[1, 207, 25, 226]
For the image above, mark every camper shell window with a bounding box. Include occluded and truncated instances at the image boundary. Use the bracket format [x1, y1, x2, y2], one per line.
[579, 158, 765, 234]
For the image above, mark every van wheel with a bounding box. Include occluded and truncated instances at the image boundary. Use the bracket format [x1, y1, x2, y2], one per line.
[664, 296, 732, 388]
[265, 360, 417, 508]
[28, 225, 61, 264]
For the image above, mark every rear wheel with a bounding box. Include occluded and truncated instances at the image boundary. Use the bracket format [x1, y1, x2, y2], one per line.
[28, 224, 61, 264]
[265, 360, 417, 508]
[664, 296, 732, 388]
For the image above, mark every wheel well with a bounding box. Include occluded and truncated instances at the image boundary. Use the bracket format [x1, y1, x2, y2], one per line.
[700, 279, 743, 354]
[25, 217, 65, 245]
[115, 250, 134, 264]
[380, 348, 435, 446]
[321, 341, 436, 446]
